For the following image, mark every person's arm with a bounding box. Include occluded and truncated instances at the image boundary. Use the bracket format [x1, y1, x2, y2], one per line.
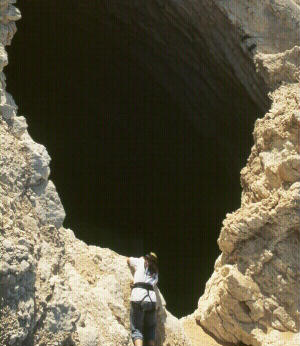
[127, 257, 135, 288]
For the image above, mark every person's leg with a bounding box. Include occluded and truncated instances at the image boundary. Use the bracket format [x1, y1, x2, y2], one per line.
[130, 302, 145, 346]
[144, 308, 157, 346]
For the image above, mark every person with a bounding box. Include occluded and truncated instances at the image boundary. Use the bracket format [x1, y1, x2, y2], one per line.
[127, 252, 159, 346]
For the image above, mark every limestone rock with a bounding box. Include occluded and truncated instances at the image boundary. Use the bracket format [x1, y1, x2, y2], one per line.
[217, 0, 300, 54]
[0, 11, 190, 337]
[195, 89, 300, 344]
[193, 3, 300, 345]
[0, 0, 299, 346]
[255, 47, 300, 91]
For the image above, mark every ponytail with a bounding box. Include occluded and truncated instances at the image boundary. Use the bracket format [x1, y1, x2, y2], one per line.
[144, 255, 159, 276]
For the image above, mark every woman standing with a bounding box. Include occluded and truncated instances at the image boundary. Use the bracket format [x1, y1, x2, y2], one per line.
[127, 252, 159, 346]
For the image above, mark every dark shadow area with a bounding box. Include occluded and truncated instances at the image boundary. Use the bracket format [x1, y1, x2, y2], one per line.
[6, 1, 265, 317]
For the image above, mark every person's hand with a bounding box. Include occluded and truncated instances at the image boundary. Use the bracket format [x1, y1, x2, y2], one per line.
[129, 280, 134, 288]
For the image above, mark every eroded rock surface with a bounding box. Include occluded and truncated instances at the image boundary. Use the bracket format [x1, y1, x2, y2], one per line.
[194, 84, 300, 346]
[0, 2, 191, 346]
[191, 3, 300, 346]
[1, 0, 299, 346]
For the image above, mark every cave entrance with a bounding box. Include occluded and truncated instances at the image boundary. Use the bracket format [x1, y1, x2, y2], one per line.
[6, 1, 269, 317]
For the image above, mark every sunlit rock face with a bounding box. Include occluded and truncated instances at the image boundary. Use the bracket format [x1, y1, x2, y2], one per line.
[193, 82, 300, 346]
[0, 1, 299, 346]
[189, 2, 300, 346]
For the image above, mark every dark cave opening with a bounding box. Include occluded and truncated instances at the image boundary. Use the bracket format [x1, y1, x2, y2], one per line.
[6, 1, 268, 317]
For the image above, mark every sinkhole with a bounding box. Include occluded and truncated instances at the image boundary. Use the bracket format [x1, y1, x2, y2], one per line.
[6, 0, 270, 317]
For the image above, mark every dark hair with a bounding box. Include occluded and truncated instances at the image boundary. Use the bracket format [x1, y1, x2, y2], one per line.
[144, 254, 158, 276]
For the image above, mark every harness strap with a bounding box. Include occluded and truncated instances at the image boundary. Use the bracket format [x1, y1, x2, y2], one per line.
[132, 282, 155, 306]
[133, 282, 154, 291]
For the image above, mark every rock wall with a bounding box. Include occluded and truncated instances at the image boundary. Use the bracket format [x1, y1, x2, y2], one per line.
[87, 0, 271, 135]
[192, 81, 300, 346]
[0, 1, 299, 346]
[0, 4, 192, 345]
[190, 2, 300, 346]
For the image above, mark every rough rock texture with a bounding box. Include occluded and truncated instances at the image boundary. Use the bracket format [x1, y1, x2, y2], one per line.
[1, 0, 300, 346]
[0, 2, 191, 346]
[192, 2, 300, 346]
[195, 84, 300, 346]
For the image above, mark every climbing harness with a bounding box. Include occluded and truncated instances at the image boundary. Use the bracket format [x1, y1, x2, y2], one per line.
[132, 282, 156, 312]
[130, 255, 158, 312]
[133, 282, 154, 291]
